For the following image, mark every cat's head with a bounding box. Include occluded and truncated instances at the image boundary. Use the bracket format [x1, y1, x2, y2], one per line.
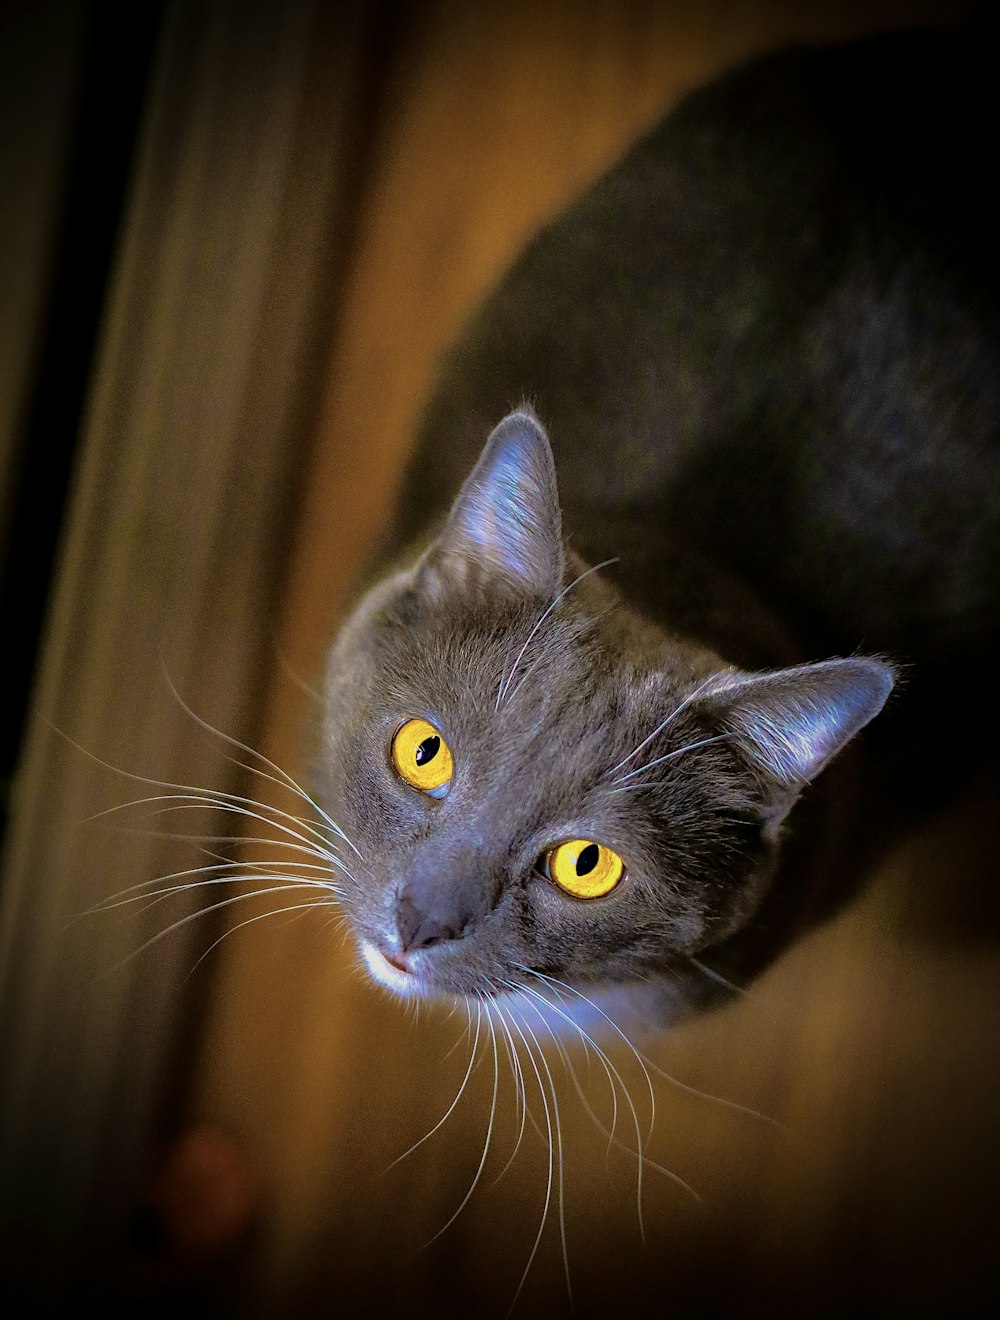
[319, 410, 893, 1021]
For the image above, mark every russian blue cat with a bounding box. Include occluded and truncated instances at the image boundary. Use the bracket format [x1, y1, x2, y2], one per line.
[319, 27, 997, 1029]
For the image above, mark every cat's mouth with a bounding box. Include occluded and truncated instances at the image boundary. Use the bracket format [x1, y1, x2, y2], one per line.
[359, 936, 490, 1001]
[360, 939, 424, 997]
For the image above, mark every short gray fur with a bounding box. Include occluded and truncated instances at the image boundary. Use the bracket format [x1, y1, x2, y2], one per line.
[319, 27, 997, 1029]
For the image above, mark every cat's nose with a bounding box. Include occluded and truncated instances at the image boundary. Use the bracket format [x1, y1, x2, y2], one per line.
[396, 890, 472, 953]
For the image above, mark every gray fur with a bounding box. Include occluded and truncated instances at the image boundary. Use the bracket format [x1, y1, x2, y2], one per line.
[318, 28, 995, 1028]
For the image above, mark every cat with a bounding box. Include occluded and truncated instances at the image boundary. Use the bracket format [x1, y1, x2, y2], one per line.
[317, 25, 998, 1032]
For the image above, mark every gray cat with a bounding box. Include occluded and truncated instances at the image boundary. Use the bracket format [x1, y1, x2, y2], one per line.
[318, 27, 997, 1030]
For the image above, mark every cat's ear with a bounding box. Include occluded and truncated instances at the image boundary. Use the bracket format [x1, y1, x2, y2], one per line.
[699, 657, 895, 824]
[425, 409, 564, 597]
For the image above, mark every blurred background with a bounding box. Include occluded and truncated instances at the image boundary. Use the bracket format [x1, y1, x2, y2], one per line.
[1, 1, 994, 1316]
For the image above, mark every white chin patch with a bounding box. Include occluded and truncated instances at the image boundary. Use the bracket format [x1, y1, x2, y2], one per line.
[361, 940, 419, 997]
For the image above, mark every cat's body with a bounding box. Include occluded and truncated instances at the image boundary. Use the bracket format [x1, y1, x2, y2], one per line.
[320, 28, 998, 1029]
[397, 28, 997, 673]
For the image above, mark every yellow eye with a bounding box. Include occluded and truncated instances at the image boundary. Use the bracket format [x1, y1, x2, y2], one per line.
[391, 718, 454, 797]
[545, 839, 624, 899]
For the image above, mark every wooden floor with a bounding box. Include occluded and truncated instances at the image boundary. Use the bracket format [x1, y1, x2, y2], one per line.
[191, 3, 997, 1315]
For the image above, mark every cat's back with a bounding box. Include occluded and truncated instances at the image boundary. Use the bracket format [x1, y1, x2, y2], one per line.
[397, 26, 999, 661]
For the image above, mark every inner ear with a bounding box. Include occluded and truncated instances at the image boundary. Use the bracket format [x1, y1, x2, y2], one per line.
[697, 656, 895, 822]
[426, 408, 565, 597]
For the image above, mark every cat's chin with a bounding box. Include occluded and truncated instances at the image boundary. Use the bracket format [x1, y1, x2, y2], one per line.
[491, 978, 701, 1042]
[360, 937, 700, 1035]
[360, 940, 424, 998]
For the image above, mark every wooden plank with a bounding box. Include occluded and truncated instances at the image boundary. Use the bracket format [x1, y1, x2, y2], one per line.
[0, 0, 379, 1298]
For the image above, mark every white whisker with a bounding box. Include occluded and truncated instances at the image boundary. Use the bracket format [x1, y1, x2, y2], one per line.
[441, 1003, 479, 1064]
[687, 955, 749, 998]
[513, 981, 623, 1155]
[640, 1050, 780, 1129]
[91, 824, 346, 877]
[385, 1004, 483, 1172]
[84, 870, 341, 921]
[78, 856, 341, 916]
[155, 664, 364, 860]
[181, 897, 337, 983]
[483, 992, 530, 1187]
[422, 1001, 500, 1246]
[514, 977, 651, 1238]
[524, 972, 703, 1206]
[520, 970, 656, 1139]
[99, 881, 335, 978]
[495, 559, 618, 709]
[606, 672, 720, 778]
[493, 996, 557, 1315]
[610, 732, 734, 788]
[87, 791, 350, 874]
[49, 718, 363, 878]
[504, 990, 572, 1310]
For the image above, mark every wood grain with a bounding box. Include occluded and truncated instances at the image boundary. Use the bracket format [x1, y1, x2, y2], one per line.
[0, 0, 378, 1299]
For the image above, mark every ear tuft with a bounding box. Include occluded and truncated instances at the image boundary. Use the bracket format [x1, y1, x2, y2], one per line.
[432, 409, 564, 596]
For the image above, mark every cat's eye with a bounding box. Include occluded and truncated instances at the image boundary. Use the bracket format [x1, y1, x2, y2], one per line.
[391, 717, 454, 797]
[543, 839, 624, 899]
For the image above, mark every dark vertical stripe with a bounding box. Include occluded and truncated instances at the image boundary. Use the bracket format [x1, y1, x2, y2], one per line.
[0, 2, 166, 842]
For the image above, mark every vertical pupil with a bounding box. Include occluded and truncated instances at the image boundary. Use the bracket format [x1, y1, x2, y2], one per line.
[415, 735, 440, 766]
[576, 843, 600, 876]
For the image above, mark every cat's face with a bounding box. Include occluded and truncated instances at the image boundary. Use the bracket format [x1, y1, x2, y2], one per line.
[319, 412, 892, 1017]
